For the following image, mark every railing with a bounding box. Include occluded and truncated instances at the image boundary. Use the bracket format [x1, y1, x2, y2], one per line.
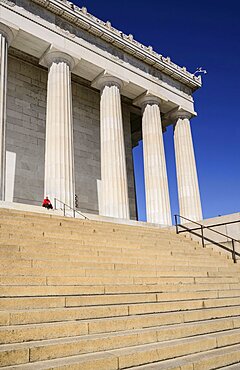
[54, 198, 88, 220]
[174, 214, 240, 263]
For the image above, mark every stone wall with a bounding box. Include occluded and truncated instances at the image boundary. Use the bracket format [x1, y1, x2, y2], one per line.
[6, 53, 137, 218]
[6, 54, 47, 205]
[72, 80, 100, 214]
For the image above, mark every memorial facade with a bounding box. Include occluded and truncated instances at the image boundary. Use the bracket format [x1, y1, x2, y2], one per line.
[0, 0, 203, 225]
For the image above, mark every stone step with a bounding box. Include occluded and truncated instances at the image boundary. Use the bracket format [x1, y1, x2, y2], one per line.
[49, 275, 240, 286]
[0, 235, 205, 249]
[1, 314, 239, 346]
[1, 330, 240, 369]
[129, 344, 240, 369]
[0, 256, 226, 273]
[0, 222, 181, 239]
[65, 290, 240, 308]
[2, 289, 240, 310]
[0, 250, 231, 273]
[0, 225, 222, 250]
[26, 261, 240, 275]
[0, 211, 175, 236]
[220, 365, 240, 370]
[0, 246, 232, 268]
[0, 245, 205, 260]
[104, 282, 240, 294]
[1, 283, 239, 297]
[1, 321, 240, 366]
[1, 274, 238, 287]
[0, 256, 231, 274]
[3, 298, 240, 326]
[87, 306, 240, 335]
[0, 240, 218, 261]
[0, 246, 232, 272]
[0, 250, 232, 269]
[1, 265, 228, 278]
[0, 215, 172, 233]
[2, 234, 187, 250]
[0, 244, 221, 262]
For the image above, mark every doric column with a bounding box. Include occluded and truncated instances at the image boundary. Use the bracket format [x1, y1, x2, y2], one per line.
[173, 110, 202, 221]
[0, 24, 14, 200]
[140, 95, 171, 225]
[44, 51, 75, 208]
[97, 75, 130, 219]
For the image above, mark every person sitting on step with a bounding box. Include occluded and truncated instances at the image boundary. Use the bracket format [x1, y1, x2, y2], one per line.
[42, 196, 53, 210]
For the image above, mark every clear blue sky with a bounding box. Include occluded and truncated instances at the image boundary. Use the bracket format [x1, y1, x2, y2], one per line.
[75, 0, 240, 222]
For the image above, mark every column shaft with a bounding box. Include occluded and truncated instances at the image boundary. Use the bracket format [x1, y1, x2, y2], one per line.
[174, 117, 202, 221]
[45, 60, 75, 208]
[142, 103, 171, 225]
[100, 83, 129, 219]
[0, 33, 9, 200]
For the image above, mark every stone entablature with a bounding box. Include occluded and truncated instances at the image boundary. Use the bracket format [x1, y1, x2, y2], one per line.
[30, 0, 201, 90]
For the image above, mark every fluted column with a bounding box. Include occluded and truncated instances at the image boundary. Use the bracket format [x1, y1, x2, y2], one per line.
[0, 24, 13, 200]
[141, 96, 171, 225]
[173, 111, 202, 221]
[98, 75, 130, 219]
[44, 51, 75, 208]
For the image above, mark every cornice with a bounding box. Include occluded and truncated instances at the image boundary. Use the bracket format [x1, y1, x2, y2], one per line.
[31, 0, 202, 91]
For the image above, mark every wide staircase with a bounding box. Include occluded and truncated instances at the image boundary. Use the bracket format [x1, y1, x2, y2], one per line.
[0, 208, 240, 369]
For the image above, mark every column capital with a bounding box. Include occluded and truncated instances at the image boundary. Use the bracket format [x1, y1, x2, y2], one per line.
[0, 23, 14, 45]
[133, 91, 168, 111]
[165, 106, 196, 123]
[91, 71, 128, 91]
[40, 46, 77, 71]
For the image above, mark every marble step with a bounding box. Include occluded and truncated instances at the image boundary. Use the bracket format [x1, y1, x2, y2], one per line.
[0, 246, 231, 267]
[2, 297, 240, 326]
[220, 364, 240, 370]
[1, 305, 240, 334]
[1, 274, 239, 287]
[0, 243, 220, 260]
[0, 251, 232, 272]
[1, 314, 240, 346]
[0, 265, 230, 278]
[2, 289, 240, 310]
[0, 256, 231, 273]
[1, 330, 240, 368]
[1, 282, 240, 297]
[129, 343, 240, 369]
[1, 322, 240, 367]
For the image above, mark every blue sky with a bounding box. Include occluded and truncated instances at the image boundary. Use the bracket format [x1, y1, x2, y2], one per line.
[75, 0, 240, 221]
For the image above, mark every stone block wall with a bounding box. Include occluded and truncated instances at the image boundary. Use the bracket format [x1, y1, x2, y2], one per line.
[6, 53, 137, 218]
[6, 54, 47, 205]
[72, 81, 101, 214]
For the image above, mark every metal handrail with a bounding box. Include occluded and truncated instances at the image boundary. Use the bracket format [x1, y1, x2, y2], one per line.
[174, 214, 240, 263]
[54, 198, 88, 220]
[175, 215, 240, 244]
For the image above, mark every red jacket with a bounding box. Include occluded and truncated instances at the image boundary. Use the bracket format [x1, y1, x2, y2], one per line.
[42, 198, 51, 206]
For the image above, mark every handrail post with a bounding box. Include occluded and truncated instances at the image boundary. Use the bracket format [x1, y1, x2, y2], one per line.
[174, 215, 179, 234]
[73, 209, 75, 218]
[232, 240, 237, 263]
[54, 198, 56, 210]
[201, 225, 205, 248]
[63, 203, 65, 217]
